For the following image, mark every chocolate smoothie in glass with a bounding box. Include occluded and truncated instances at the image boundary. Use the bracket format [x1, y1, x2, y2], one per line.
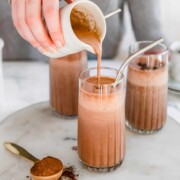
[78, 67, 125, 171]
[125, 42, 168, 133]
[72, 5, 126, 171]
[50, 51, 87, 116]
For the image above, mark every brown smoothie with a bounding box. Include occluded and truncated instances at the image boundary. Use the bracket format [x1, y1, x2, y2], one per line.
[78, 76, 125, 168]
[125, 57, 168, 131]
[71, 5, 102, 83]
[71, 5, 125, 169]
[50, 51, 87, 116]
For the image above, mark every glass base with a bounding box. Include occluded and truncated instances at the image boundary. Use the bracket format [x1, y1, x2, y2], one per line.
[51, 108, 77, 119]
[126, 121, 163, 135]
[80, 159, 123, 172]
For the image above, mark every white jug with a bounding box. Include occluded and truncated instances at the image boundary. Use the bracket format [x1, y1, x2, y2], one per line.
[44, 0, 106, 58]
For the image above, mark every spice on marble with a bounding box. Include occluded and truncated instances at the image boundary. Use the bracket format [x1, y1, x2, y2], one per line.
[59, 166, 78, 180]
[63, 137, 77, 141]
[72, 146, 77, 151]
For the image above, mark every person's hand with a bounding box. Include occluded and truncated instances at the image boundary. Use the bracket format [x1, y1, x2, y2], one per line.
[11, 0, 74, 53]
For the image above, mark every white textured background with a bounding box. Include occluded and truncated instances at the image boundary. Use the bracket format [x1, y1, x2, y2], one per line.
[118, 0, 180, 58]
[160, 0, 180, 42]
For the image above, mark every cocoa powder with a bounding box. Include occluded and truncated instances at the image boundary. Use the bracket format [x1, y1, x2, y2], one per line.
[59, 166, 78, 180]
[30, 156, 63, 176]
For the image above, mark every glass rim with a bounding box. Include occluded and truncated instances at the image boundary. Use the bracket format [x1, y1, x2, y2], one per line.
[129, 41, 168, 56]
[79, 66, 124, 86]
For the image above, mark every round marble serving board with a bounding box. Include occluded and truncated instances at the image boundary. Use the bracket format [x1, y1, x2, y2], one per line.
[168, 78, 180, 92]
[0, 102, 180, 180]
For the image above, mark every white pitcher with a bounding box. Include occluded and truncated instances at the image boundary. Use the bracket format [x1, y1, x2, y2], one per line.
[44, 0, 106, 58]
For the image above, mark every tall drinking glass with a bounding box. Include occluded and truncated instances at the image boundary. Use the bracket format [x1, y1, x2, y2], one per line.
[50, 51, 87, 117]
[78, 67, 125, 171]
[125, 42, 168, 134]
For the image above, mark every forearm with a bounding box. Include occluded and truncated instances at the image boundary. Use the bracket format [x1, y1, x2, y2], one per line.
[128, 0, 163, 41]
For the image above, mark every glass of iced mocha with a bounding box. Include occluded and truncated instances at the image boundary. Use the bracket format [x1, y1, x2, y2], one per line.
[50, 51, 87, 117]
[125, 42, 168, 134]
[78, 67, 125, 171]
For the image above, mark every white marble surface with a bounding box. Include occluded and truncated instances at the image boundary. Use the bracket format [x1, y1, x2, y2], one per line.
[0, 60, 121, 121]
[1, 102, 180, 180]
[0, 61, 180, 180]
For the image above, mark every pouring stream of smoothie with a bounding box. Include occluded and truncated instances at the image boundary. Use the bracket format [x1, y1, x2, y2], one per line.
[71, 5, 102, 84]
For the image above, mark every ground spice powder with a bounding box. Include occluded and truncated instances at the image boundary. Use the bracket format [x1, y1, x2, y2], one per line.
[30, 156, 63, 176]
[59, 166, 78, 180]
